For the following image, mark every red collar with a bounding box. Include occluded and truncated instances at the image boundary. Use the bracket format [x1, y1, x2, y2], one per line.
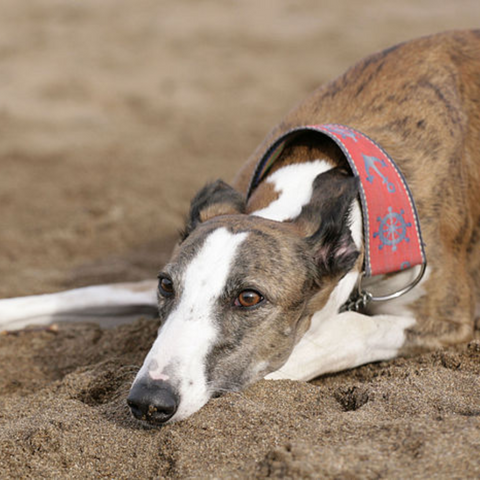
[247, 124, 426, 280]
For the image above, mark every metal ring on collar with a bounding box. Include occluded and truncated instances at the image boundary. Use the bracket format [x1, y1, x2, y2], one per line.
[358, 261, 427, 304]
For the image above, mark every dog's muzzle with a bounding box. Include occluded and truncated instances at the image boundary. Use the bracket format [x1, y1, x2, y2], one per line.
[127, 378, 179, 425]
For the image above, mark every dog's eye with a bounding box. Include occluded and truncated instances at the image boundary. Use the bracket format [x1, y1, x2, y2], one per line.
[158, 275, 174, 297]
[234, 290, 264, 308]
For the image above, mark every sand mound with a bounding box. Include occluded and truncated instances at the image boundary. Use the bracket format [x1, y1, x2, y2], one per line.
[1, 322, 479, 478]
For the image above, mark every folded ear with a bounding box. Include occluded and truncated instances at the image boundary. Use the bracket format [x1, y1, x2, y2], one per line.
[182, 180, 246, 240]
[296, 168, 360, 280]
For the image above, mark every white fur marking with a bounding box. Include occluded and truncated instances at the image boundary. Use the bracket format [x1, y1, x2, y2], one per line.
[266, 311, 415, 381]
[136, 228, 248, 421]
[252, 160, 333, 221]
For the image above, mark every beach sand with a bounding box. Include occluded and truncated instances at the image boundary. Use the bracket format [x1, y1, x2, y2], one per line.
[1, 1, 479, 477]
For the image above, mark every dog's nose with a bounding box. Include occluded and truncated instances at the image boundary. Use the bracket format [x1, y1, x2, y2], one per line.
[127, 379, 179, 425]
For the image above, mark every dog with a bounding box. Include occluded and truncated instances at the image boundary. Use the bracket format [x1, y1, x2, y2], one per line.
[1, 30, 479, 425]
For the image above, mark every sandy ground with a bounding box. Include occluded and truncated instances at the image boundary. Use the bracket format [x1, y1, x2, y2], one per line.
[1, 0, 479, 478]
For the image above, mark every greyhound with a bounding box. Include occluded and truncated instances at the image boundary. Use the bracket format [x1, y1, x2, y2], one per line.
[1, 30, 479, 425]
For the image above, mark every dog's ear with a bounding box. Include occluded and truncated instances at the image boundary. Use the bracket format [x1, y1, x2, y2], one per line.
[181, 180, 246, 240]
[296, 168, 360, 279]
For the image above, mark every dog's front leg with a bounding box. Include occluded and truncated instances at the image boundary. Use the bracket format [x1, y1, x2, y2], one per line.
[0, 280, 158, 331]
[265, 311, 416, 381]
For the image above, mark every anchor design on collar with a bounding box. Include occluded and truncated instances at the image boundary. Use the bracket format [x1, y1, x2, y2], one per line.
[362, 154, 396, 192]
[323, 124, 358, 142]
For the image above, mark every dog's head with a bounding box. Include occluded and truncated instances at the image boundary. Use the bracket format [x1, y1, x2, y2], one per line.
[127, 168, 359, 424]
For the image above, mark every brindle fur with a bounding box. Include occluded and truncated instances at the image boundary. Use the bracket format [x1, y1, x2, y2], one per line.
[121, 29, 480, 423]
[229, 29, 480, 352]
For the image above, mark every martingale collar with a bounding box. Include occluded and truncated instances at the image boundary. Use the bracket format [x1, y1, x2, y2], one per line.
[247, 124, 427, 306]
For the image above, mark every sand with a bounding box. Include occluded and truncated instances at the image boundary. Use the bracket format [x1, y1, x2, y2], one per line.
[1, 0, 479, 478]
